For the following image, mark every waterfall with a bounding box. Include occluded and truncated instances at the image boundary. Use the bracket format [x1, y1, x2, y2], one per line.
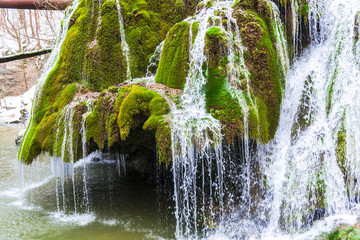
[146, 41, 164, 79]
[171, 1, 226, 238]
[259, 0, 360, 237]
[268, 0, 290, 79]
[291, 0, 299, 55]
[18, 0, 81, 161]
[201, 0, 360, 238]
[80, 100, 94, 212]
[115, 0, 132, 80]
[222, 5, 255, 218]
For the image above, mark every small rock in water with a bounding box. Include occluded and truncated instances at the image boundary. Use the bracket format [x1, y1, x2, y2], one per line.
[15, 129, 26, 146]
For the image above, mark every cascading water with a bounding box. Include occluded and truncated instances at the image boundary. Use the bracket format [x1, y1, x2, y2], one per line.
[18, 0, 81, 161]
[268, 0, 290, 79]
[115, 0, 132, 80]
[264, 0, 360, 235]
[146, 41, 165, 79]
[170, 1, 225, 238]
[11, 0, 360, 239]
[210, 0, 360, 239]
[175, 0, 360, 238]
[169, 0, 293, 237]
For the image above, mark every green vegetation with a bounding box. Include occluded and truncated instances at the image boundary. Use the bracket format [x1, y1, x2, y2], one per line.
[19, 0, 293, 165]
[18, 0, 199, 165]
[155, 21, 191, 89]
[317, 226, 360, 240]
[202, 4, 283, 144]
[119, 0, 199, 78]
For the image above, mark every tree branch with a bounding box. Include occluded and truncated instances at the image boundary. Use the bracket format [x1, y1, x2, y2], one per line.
[0, 48, 51, 63]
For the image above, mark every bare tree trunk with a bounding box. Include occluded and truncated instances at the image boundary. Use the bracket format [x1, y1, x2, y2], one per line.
[18, 9, 30, 43]
[21, 59, 28, 91]
[42, 10, 56, 36]
[34, 10, 41, 48]
[29, 10, 35, 37]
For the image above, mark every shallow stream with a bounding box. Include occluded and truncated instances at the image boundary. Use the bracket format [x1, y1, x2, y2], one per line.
[0, 124, 174, 240]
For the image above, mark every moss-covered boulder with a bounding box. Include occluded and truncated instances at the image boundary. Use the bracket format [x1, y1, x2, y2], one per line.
[155, 21, 191, 89]
[196, 4, 283, 144]
[232, 4, 283, 141]
[84, 84, 172, 166]
[120, 0, 199, 78]
[19, 0, 290, 166]
[235, 0, 310, 57]
[19, 0, 196, 165]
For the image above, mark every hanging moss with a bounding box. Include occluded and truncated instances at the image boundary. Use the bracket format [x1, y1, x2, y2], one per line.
[86, 90, 117, 150]
[203, 9, 280, 144]
[116, 85, 171, 165]
[233, 9, 283, 140]
[84, 0, 127, 91]
[108, 86, 129, 147]
[155, 21, 191, 89]
[19, 83, 79, 164]
[78, 84, 172, 165]
[119, 0, 199, 78]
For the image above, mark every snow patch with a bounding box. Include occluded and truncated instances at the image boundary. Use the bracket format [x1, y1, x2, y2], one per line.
[0, 86, 34, 124]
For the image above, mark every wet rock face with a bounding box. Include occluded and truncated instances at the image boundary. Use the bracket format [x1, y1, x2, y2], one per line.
[15, 129, 26, 146]
[19, 0, 305, 166]
[355, 12, 360, 42]
[18, 0, 197, 165]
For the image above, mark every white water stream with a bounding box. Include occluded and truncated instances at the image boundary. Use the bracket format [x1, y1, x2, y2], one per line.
[115, 0, 132, 80]
[208, 0, 360, 239]
[18, 0, 81, 161]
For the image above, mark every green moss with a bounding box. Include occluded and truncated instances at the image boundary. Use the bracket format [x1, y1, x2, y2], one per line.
[236, 10, 282, 140]
[120, 0, 199, 78]
[155, 21, 191, 89]
[192, 22, 200, 45]
[206, 26, 223, 38]
[318, 226, 360, 240]
[205, 1, 213, 8]
[205, 68, 244, 143]
[300, 4, 310, 16]
[291, 75, 314, 138]
[79, 84, 173, 165]
[108, 86, 132, 147]
[19, 82, 79, 164]
[200, 7, 282, 144]
[53, 83, 79, 111]
[336, 122, 348, 180]
[84, 0, 127, 91]
[86, 90, 117, 150]
[19, 0, 198, 164]
[116, 85, 172, 165]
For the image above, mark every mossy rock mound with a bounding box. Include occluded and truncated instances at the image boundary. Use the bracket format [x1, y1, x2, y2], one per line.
[85, 84, 172, 166]
[19, 0, 197, 165]
[20, 0, 288, 165]
[232, 5, 283, 142]
[154, 2, 284, 144]
[155, 21, 191, 89]
[120, 0, 199, 78]
[201, 5, 283, 144]
[20, 83, 173, 166]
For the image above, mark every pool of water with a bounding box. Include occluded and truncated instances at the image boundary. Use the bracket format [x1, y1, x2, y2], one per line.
[0, 124, 175, 240]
